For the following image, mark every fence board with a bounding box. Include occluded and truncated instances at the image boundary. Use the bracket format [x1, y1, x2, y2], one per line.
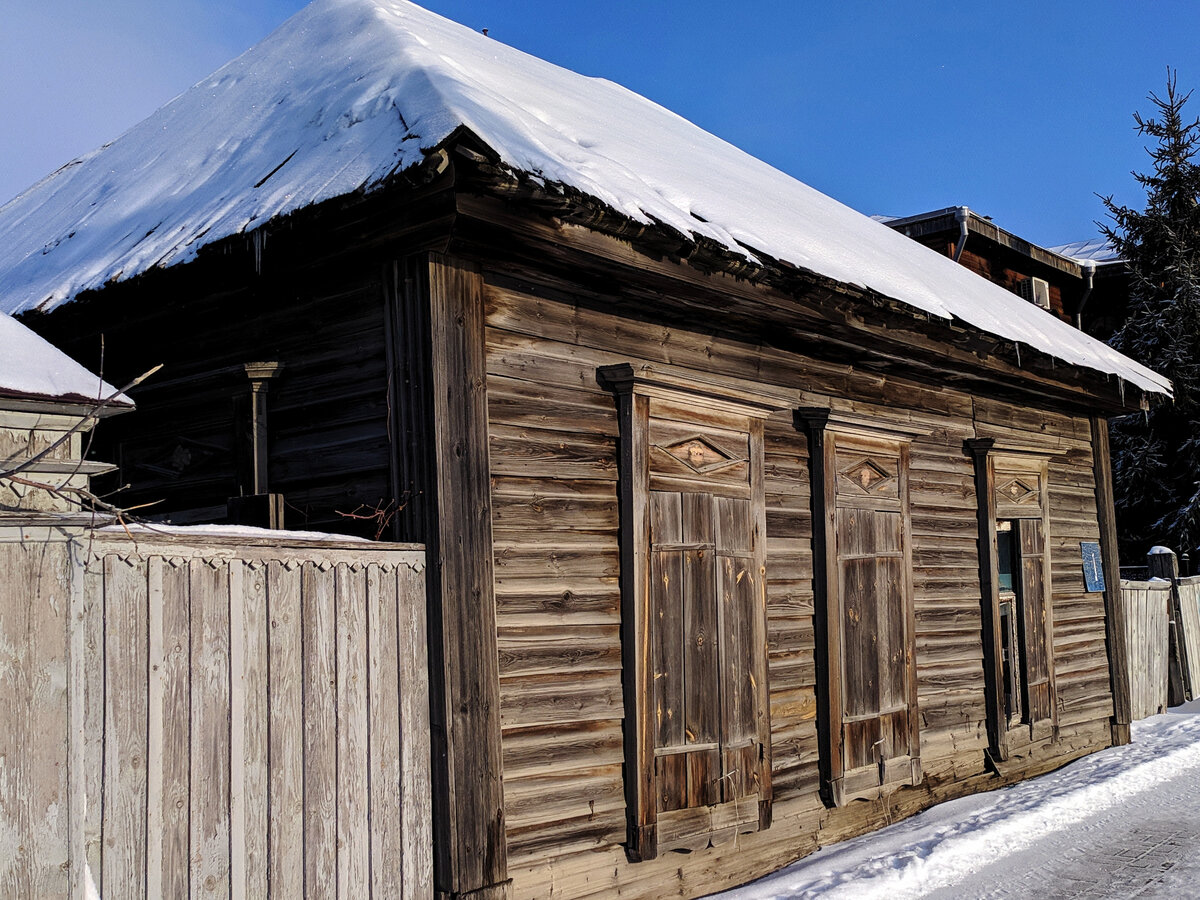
[1121, 580, 1170, 720]
[267, 560, 304, 900]
[191, 558, 232, 899]
[103, 555, 149, 900]
[337, 563, 371, 899]
[1177, 577, 1200, 697]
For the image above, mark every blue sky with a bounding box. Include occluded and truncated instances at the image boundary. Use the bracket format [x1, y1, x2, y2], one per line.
[2, 1, 1197, 247]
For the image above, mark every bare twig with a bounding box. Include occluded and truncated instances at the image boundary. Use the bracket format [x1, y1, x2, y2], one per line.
[336, 498, 405, 541]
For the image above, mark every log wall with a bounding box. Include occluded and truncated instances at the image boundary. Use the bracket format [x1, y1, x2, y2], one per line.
[483, 275, 1117, 899]
[28, 268, 396, 536]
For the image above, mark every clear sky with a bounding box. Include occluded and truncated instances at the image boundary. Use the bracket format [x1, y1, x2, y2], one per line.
[2, 1, 1197, 248]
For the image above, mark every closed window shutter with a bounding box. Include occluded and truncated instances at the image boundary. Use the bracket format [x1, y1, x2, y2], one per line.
[650, 491, 721, 813]
[1017, 519, 1052, 725]
[716, 496, 763, 803]
[650, 491, 763, 813]
[837, 506, 914, 792]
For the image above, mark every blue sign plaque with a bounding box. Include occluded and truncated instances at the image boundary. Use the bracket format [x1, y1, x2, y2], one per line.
[1081, 541, 1105, 592]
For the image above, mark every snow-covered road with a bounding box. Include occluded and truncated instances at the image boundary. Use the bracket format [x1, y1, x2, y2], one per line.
[718, 702, 1200, 899]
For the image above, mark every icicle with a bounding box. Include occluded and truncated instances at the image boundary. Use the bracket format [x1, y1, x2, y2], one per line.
[1014, 342, 1021, 367]
[253, 229, 265, 275]
[1119, 376, 1126, 405]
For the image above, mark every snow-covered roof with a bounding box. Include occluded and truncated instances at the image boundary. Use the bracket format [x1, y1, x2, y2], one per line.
[0, 0, 1169, 397]
[1048, 238, 1123, 265]
[0, 313, 129, 406]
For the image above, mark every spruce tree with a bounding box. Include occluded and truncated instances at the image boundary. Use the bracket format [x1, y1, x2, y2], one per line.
[1102, 71, 1200, 557]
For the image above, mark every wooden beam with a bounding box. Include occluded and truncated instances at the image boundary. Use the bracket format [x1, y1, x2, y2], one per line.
[423, 252, 510, 898]
[964, 439, 1006, 762]
[1090, 416, 1132, 745]
[792, 408, 842, 807]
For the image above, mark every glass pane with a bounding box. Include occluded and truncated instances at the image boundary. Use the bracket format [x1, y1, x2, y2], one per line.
[996, 523, 1015, 593]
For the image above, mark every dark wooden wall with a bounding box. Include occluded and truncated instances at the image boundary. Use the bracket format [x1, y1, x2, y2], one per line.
[482, 273, 1115, 899]
[28, 265, 395, 538]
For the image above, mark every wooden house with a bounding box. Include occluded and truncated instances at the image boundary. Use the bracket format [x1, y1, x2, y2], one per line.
[0, 2, 1172, 898]
[0, 312, 132, 517]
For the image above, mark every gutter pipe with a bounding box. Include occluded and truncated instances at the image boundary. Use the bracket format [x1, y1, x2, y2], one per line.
[1075, 259, 1096, 330]
[953, 206, 970, 262]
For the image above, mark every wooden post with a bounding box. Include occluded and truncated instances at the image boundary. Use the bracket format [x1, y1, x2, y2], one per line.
[793, 409, 842, 807]
[1090, 416, 1132, 744]
[1147, 547, 1191, 706]
[964, 438, 1008, 762]
[422, 252, 509, 899]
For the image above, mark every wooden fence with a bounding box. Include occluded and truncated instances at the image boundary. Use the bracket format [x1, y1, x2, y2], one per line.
[1176, 576, 1200, 696]
[1120, 579, 1171, 721]
[0, 526, 430, 900]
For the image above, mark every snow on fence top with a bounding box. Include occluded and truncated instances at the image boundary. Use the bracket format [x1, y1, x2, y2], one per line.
[0, 0, 1170, 396]
[0, 313, 129, 406]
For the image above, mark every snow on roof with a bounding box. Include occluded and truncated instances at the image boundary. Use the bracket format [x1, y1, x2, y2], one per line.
[0, 0, 1169, 397]
[1048, 237, 1123, 265]
[0, 313, 129, 406]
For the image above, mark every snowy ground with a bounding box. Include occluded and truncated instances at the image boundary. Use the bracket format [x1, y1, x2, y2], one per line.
[717, 702, 1200, 899]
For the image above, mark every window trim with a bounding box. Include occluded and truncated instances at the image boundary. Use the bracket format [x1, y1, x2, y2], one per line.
[599, 364, 779, 861]
[965, 439, 1058, 762]
[795, 408, 923, 809]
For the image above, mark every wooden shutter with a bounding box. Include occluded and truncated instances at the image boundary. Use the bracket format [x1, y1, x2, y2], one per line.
[833, 444, 918, 798]
[1017, 518, 1053, 730]
[716, 496, 764, 805]
[649, 492, 764, 827]
[600, 363, 777, 861]
[650, 491, 721, 813]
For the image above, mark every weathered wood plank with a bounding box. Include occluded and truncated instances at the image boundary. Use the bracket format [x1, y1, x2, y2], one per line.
[426, 252, 508, 895]
[303, 563, 338, 896]
[267, 561, 303, 900]
[336, 564, 371, 900]
[103, 555, 149, 900]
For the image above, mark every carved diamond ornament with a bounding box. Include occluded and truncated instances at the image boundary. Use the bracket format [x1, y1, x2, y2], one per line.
[842, 458, 891, 494]
[998, 478, 1038, 504]
[662, 436, 738, 473]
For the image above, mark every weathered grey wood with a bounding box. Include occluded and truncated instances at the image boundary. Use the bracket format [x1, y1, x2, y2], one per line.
[238, 561, 269, 900]
[303, 563, 338, 895]
[395, 560, 433, 900]
[2, 524, 430, 900]
[145, 558, 165, 900]
[190, 558, 232, 899]
[1148, 549, 1190, 706]
[103, 554, 149, 900]
[1176, 578, 1200, 696]
[425, 251, 509, 897]
[1121, 580, 1171, 719]
[267, 560, 304, 900]
[336, 563, 370, 899]
[0, 541, 71, 898]
[160, 558, 192, 899]
[369, 564, 404, 900]
[68, 540, 95, 900]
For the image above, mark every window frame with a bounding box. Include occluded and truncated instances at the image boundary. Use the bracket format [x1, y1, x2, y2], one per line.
[795, 409, 922, 809]
[599, 364, 777, 861]
[966, 439, 1058, 761]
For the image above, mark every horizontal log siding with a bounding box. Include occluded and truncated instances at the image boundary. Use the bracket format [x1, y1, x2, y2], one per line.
[484, 279, 1116, 900]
